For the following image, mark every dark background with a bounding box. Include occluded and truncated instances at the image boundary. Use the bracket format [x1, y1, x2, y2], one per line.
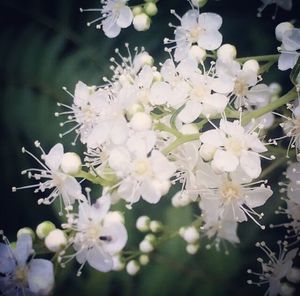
[0, 0, 299, 295]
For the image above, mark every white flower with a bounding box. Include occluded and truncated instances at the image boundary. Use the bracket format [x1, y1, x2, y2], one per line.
[248, 242, 298, 296]
[108, 131, 176, 205]
[278, 27, 300, 71]
[62, 195, 127, 274]
[200, 119, 267, 178]
[81, 0, 133, 38]
[197, 164, 272, 227]
[0, 234, 54, 295]
[166, 9, 222, 61]
[13, 142, 84, 211]
[45, 229, 67, 253]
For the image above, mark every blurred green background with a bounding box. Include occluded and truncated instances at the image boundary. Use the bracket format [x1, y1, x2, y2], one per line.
[0, 0, 299, 295]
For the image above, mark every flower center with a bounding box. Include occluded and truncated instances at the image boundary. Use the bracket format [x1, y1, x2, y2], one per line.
[225, 137, 244, 156]
[14, 266, 28, 285]
[220, 181, 241, 203]
[191, 85, 207, 101]
[133, 159, 151, 176]
[233, 79, 247, 97]
[189, 27, 203, 43]
[85, 223, 102, 243]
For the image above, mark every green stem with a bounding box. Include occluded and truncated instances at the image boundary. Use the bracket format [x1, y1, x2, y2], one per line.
[154, 122, 182, 138]
[162, 134, 199, 154]
[242, 88, 297, 125]
[75, 170, 107, 186]
[237, 54, 279, 63]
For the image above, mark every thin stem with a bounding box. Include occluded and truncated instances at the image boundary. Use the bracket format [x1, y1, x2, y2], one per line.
[242, 88, 297, 125]
[162, 134, 199, 154]
[237, 54, 279, 63]
[154, 122, 182, 138]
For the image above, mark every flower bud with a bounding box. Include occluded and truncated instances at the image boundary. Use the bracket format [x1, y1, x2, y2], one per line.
[133, 13, 151, 31]
[61, 152, 82, 175]
[112, 255, 125, 271]
[139, 254, 149, 266]
[145, 233, 156, 244]
[153, 70, 162, 82]
[126, 260, 140, 275]
[275, 22, 294, 42]
[217, 44, 237, 62]
[180, 226, 199, 244]
[45, 229, 67, 252]
[243, 59, 259, 74]
[189, 45, 206, 63]
[130, 112, 152, 131]
[17, 227, 35, 240]
[269, 82, 282, 96]
[199, 144, 216, 161]
[172, 191, 191, 207]
[186, 244, 199, 255]
[132, 6, 143, 16]
[149, 220, 162, 233]
[144, 3, 158, 16]
[139, 239, 154, 253]
[152, 179, 170, 196]
[192, 0, 208, 7]
[36, 221, 56, 239]
[136, 216, 150, 232]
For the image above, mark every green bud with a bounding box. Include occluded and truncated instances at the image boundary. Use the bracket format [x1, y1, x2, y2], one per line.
[17, 227, 35, 240]
[149, 220, 162, 233]
[139, 254, 150, 265]
[192, 0, 208, 8]
[36, 221, 56, 239]
[144, 3, 158, 16]
[132, 6, 143, 16]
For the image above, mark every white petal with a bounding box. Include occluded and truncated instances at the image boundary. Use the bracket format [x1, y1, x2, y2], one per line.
[28, 259, 54, 295]
[45, 143, 64, 171]
[103, 17, 121, 38]
[116, 6, 133, 28]
[212, 150, 239, 172]
[198, 13, 222, 31]
[74, 81, 89, 106]
[198, 31, 222, 50]
[245, 185, 272, 208]
[178, 101, 203, 123]
[101, 222, 127, 254]
[200, 130, 224, 147]
[0, 243, 15, 274]
[282, 28, 300, 51]
[15, 234, 33, 266]
[110, 119, 129, 145]
[151, 150, 176, 180]
[278, 52, 299, 71]
[149, 82, 170, 105]
[87, 247, 113, 272]
[240, 151, 261, 178]
[181, 10, 199, 30]
[220, 119, 244, 137]
[140, 179, 162, 204]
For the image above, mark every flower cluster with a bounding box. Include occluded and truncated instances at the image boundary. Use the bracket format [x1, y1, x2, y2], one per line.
[3, 0, 300, 295]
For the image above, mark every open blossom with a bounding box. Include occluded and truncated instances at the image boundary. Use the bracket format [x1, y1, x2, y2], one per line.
[13, 142, 84, 210]
[61, 195, 127, 274]
[248, 242, 298, 296]
[197, 164, 272, 227]
[108, 131, 176, 205]
[276, 23, 300, 71]
[166, 8, 222, 61]
[57, 81, 129, 148]
[0, 234, 54, 295]
[81, 0, 133, 38]
[200, 119, 267, 178]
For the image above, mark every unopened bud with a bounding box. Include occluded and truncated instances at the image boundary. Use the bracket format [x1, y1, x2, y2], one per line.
[36, 221, 56, 239]
[126, 260, 140, 275]
[45, 229, 67, 252]
[133, 13, 151, 31]
[136, 216, 150, 232]
[144, 3, 158, 16]
[61, 152, 82, 175]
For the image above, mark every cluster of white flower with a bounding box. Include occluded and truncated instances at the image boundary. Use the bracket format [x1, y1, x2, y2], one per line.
[80, 0, 158, 37]
[3, 0, 300, 295]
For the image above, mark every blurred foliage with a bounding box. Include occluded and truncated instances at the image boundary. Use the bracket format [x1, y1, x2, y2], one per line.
[0, 0, 300, 295]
